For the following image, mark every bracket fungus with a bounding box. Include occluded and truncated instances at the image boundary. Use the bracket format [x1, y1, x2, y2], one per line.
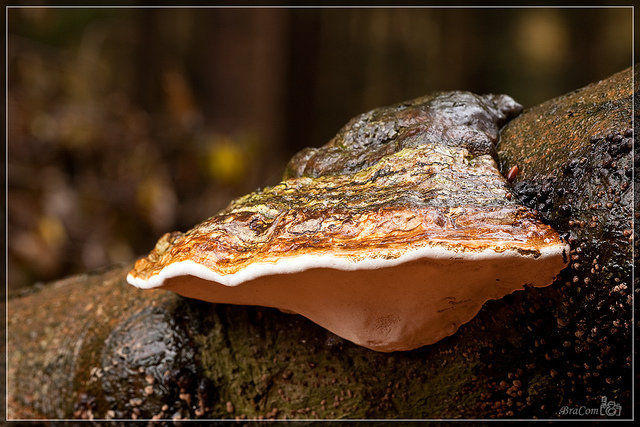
[128, 92, 569, 352]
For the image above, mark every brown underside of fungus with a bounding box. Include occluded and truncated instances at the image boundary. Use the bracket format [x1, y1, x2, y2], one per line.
[128, 92, 569, 352]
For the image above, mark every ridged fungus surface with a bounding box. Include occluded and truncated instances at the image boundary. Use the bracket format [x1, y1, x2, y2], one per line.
[128, 91, 568, 351]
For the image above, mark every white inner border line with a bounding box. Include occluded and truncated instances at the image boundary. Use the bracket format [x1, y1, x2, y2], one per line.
[4, 4, 635, 422]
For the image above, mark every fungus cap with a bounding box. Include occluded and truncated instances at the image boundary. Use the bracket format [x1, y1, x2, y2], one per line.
[128, 92, 568, 352]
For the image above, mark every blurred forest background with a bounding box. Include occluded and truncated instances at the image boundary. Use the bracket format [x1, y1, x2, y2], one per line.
[7, 7, 633, 294]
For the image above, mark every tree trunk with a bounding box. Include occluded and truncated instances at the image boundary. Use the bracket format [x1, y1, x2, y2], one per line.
[7, 67, 634, 420]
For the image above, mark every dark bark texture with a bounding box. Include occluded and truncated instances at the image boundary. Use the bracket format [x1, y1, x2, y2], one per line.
[7, 68, 634, 421]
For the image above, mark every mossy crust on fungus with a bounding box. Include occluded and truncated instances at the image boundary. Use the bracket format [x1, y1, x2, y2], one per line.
[130, 91, 558, 282]
[8, 69, 633, 420]
[133, 145, 562, 280]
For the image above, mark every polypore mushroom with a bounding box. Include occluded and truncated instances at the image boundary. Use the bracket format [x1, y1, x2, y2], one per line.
[128, 91, 569, 352]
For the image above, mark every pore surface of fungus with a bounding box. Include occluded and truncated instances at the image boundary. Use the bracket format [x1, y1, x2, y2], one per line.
[128, 92, 568, 352]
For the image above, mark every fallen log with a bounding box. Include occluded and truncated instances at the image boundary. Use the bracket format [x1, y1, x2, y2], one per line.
[7, 67, 634, 420]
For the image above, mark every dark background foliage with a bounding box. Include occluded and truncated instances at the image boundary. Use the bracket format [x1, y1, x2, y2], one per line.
[7, 7, 633, 293]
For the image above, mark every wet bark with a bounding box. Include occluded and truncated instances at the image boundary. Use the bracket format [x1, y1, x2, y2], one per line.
[7, 67, 634, 420]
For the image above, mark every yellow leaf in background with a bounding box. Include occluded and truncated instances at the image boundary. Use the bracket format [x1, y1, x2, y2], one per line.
[207, 137, 247, 185]
[37, 215, 66, 249]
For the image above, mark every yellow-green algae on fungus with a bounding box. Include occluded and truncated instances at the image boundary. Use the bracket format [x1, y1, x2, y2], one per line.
[128, 91, 568, 352]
